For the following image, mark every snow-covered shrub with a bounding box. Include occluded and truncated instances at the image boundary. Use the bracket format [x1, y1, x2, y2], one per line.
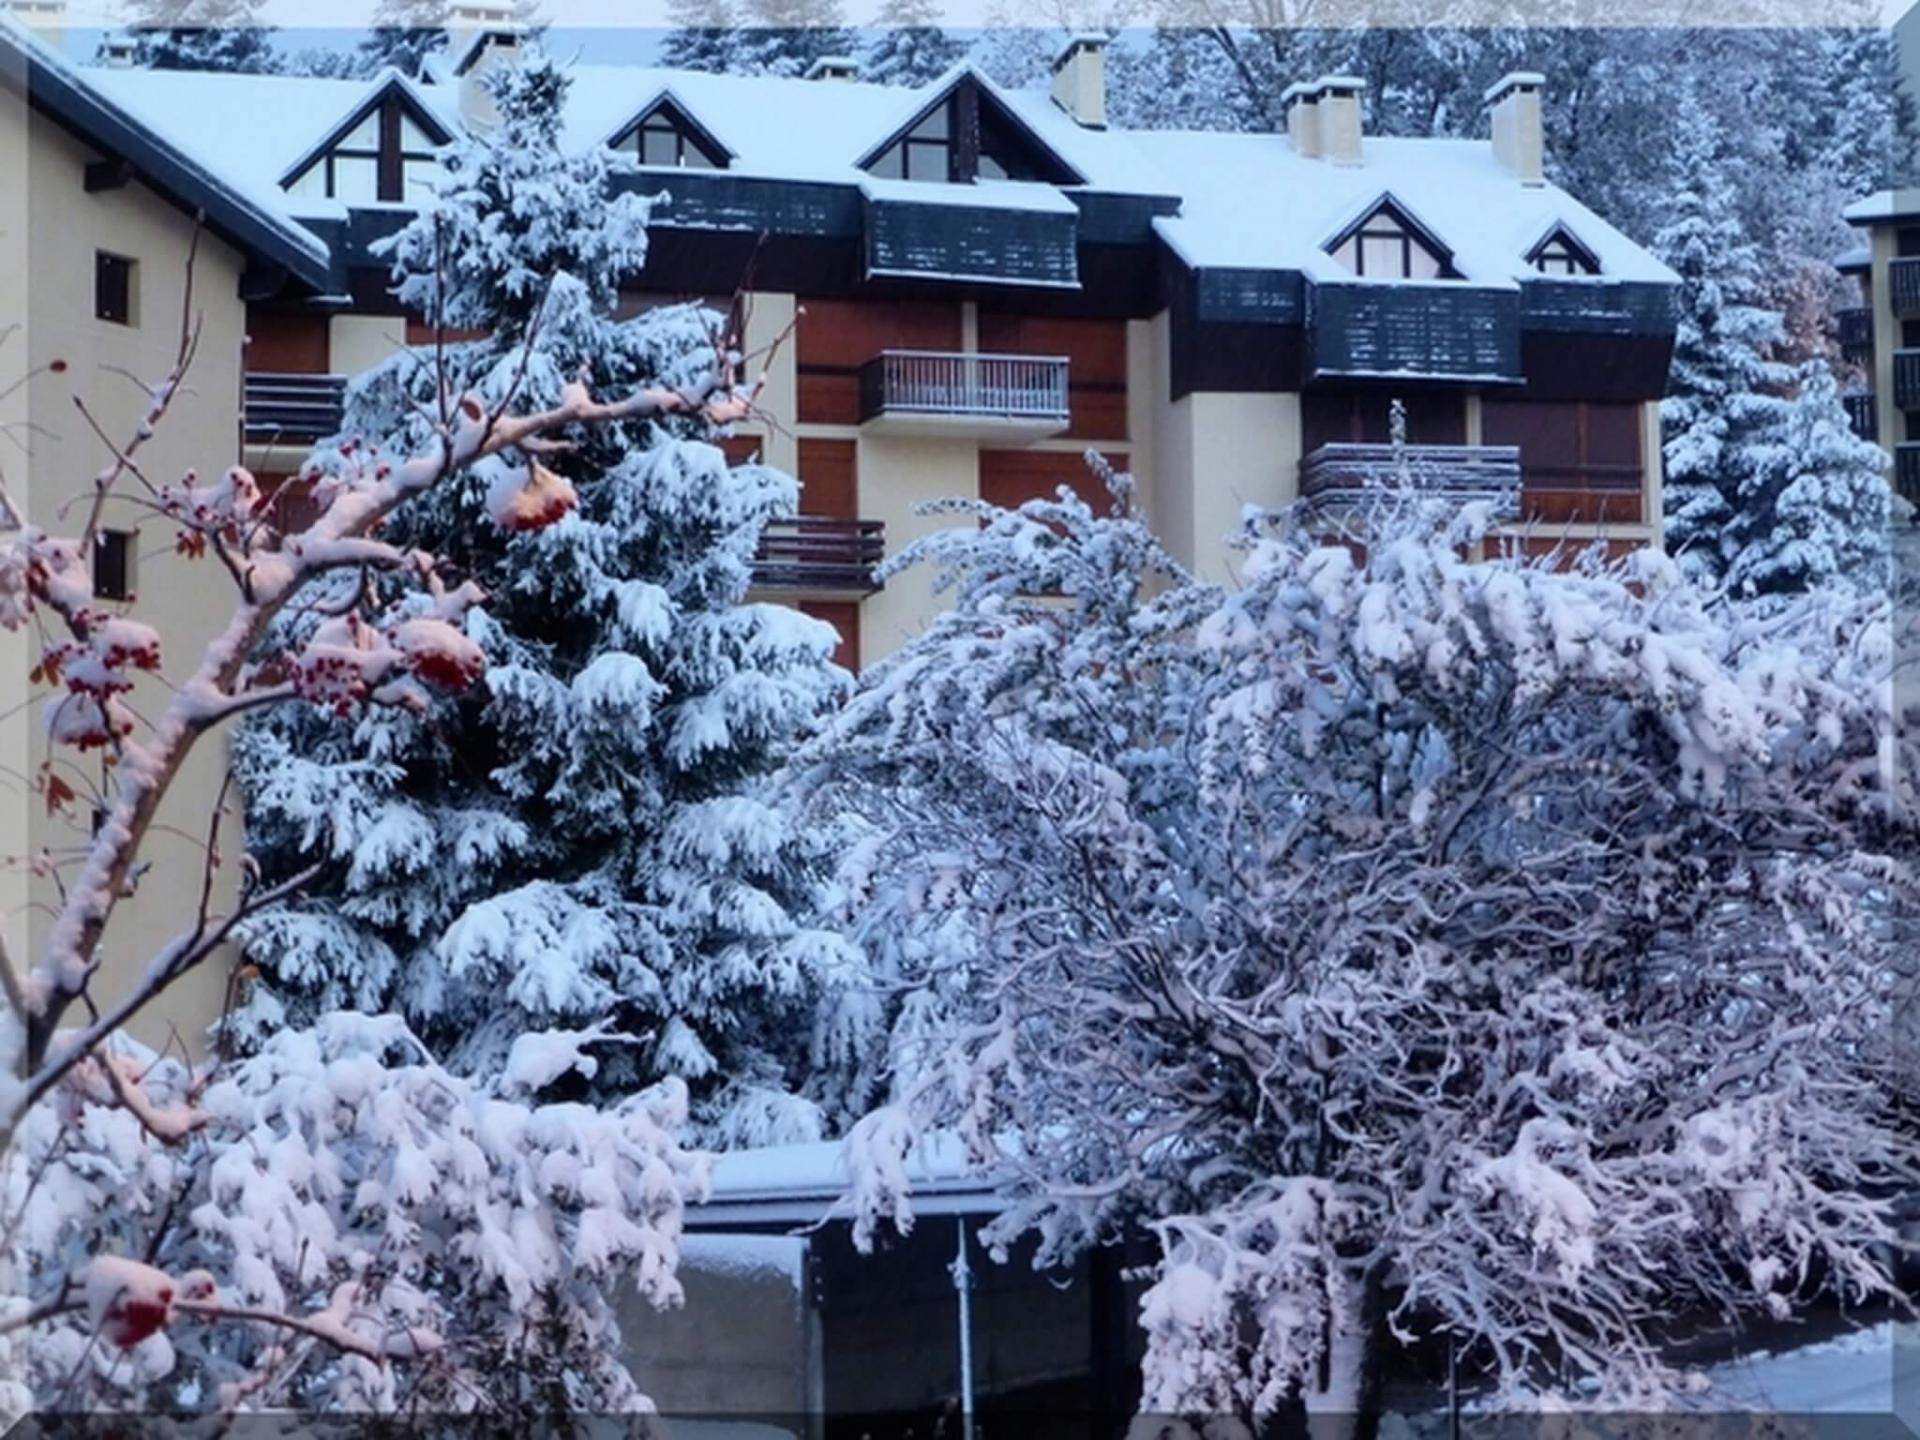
[232, 51, 870, 1147]
[801, 472, 1919, 1426]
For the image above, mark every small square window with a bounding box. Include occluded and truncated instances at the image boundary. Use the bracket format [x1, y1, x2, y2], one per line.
[95, 252, 134, 325]
[93, 529, 133, 601]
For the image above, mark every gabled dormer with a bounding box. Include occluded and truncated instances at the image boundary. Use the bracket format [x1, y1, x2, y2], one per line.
[607, 92, 732, 171]
[1525, 221, 1601, 277]
[281, 73, 454, 206]
[857, 69, 1084, 187]
[1324, 194, 1459, 281]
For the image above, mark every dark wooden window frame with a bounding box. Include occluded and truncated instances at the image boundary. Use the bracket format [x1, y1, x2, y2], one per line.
[95, 251, 134, 325]
[614, 100, 730, 170]
[863, 78, 1081, 187]
[1326, 198, 1458, 281]
[294, 94, 444, 203]
[1526, 224, 1602, 277]
[93, 528, 134, 600]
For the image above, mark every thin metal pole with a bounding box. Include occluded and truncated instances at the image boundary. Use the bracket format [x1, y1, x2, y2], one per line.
[951, 1214, 976, 1440]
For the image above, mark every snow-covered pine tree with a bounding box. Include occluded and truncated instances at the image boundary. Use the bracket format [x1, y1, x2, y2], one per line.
[734, 0, 858, 78]
[234, 51, 868, 1148]
[1656, 83, 1793, 587]
[661, 0, 742, 72]
[355, 0, 452, 78]
[804, 477, 1917, 1427]
[104, 0, 277, 72]
[1724, 358, 1896, 600]
[862, 0, 967, 86]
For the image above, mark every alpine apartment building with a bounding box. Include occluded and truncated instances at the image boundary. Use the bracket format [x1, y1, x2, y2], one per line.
[4, 5, 1678, 1041]
[1839, 190, 1920, 505]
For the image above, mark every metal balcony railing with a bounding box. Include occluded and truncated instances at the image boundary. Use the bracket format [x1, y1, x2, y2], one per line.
[753, 516, 885, 594]
[1889, 258, 1920, 318]
[1298, 442, 1523, 504]
[1897, 444, 1920, 506]
[1843, 390, 1878, 442]
[858, 351, 1069, 425]
[1837, 306, 1873, 361]
[1895, 350, 1920, 411]
[244, 372, 346, 442]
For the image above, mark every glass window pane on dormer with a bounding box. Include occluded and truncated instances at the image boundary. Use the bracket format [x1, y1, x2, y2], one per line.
[905, 141, 949, 182]
[400, 113, 437, 150]
[1360, 233, 1405, 277]
[402, 158, 440, 200]
[339, 112, 379, 150]
[286, 161, 326, 199]
[331, 155, 379, 203]
[641, 124, 678, 167]
[909, 101, 949, 142]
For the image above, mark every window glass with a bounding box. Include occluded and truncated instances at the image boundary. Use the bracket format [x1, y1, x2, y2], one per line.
[330, 155, 379, 204]
[93, 530, 133, 600]
[399, 113, 437, 149]
[339, 113, 379, 149]
[95, 252, 133, 325]
[401, 157, 440, 200]
[286, 162, 326, 199]
[1360, 231, 1405, 277]
[640, 122, 678, 166]
[905, 141, 949, 181]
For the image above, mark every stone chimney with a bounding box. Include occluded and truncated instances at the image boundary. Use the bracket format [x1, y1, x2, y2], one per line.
[1315, 74, 1364, 165]
[1485, 71, 1545, 185]
[5, 0, 65, 52]
[1050, 32, 1107, 130]
[1282, 80, 1320, 158]
[804, 55, 860, 82]
[99, 32, 136, 67]
[451, 4, 523, 133]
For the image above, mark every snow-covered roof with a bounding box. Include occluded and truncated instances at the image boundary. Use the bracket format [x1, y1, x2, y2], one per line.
[64, 50, 1673, 295]
[693, 1134, 1003, 1228]
[1, 16, 332, 287]
[1145, 130, 1676, 286]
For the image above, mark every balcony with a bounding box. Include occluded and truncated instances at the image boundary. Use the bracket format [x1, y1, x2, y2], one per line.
[1844, 390, 1878, 442]
[1897, 445, 1920, 506]
[1889, 258, 1920, 318]
[1837, 306, 1873, 362]
[753, 516, 885, 596]
[857, 351, 1069, 439]
[1895, 350, 1920, 411]
[1298, 442, 1522, 511]
[244, 372, 346, 443]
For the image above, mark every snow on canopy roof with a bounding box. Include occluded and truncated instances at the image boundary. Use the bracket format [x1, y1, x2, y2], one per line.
[1843, 187, 1920, 225]
[859, 173, 1080, 214]
[695, 1133, 1004, 1227]
[1142, 129, 1676, 285]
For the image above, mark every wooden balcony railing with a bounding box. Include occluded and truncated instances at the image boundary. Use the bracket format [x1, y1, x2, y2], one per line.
[1844, 390, 1878, 442]
[858, 350, 1069, 426]
[244, 372, 346, 442]
[1299, 442, 1523, 504]
[1889, 258, 1920, 319]
[1837, 305, 1873, 361]
[754, 516, 885, 594]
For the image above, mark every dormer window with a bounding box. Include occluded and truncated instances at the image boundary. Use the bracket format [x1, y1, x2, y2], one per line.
[284, 90, 448, 205]
[612, 99, 729, 171]
[1527, 223, 1601, 277]
[868, 99, 953, 182]
[861, 74, 1084, 188]
[1326, 197, 1456, 281]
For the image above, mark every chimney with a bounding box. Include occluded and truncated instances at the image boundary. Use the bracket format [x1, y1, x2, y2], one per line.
[1485, 71, 1545, 185]
[1282, 80, 1320, 158]
[450, 4, 522, 133]
[100, 33, 136, 67]
[1050, 32, 1107, 130]
[5, 0, 65, 53]
[1315, 74, 1365, 165]
[804, 55, 861, 82]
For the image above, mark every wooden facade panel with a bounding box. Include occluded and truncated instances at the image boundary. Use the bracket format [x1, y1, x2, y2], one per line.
[979, 448, 1123, 515]
[797, 438, 858, 519]
[717, 434, 764, 467]
[245, 312, 331, 374]
[978, 313, 1128, 441]
[1483, 398, 1645, 513]
[798, 599, 861, 671]
[403, 319, 490, 346]
[1505, 535, 1647, 567]
[797, 298, 962, 425]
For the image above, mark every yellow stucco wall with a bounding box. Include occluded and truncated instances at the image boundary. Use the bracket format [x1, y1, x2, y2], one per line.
[3, 97, 249, 1054]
